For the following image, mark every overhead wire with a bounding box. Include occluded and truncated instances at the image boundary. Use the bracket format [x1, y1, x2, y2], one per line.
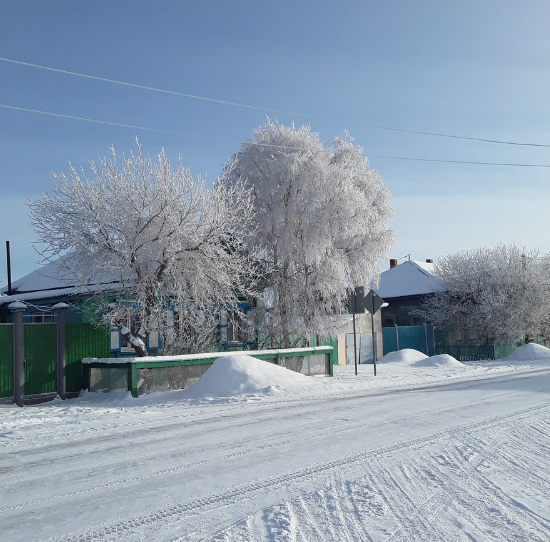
[1, 56, 550, 149]
[2, 103, 550, 168]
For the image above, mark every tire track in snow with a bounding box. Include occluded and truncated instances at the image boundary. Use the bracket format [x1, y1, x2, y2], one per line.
[454, 431, 550, 526]
[4, 382, 542, 511]
[40, 401, 550, 542]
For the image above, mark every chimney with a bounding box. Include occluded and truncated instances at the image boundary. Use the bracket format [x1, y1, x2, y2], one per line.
[389, 258, 398, 269]
[425, 259, 433, 264]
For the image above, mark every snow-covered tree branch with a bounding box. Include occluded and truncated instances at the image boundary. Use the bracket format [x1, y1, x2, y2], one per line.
[425, 244, 550, 343]
[223, 120, 394, 347]
[29, 140, 262, 356]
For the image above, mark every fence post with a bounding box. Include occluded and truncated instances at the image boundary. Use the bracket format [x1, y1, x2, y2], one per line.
[394, 324, 399, 351]
[53, 303, 70, 400]
[9, 301, 27, 407]
[424, 323, 429, 355]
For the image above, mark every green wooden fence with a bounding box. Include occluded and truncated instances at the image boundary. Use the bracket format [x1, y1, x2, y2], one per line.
[0, 325, 14, 398]
[66, 324, 110, 392]
[0, 323, 110, 399]
[24, 324, 57, 395]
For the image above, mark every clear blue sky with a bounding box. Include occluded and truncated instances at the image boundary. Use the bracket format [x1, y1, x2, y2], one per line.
[1, 0, 549, 284]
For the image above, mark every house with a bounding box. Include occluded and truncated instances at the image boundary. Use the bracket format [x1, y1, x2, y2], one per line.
[0, 259, 91, 324]
[372, 258, 445, 356]
[0, 258, 163, 355]
[374, 258, 445, 328]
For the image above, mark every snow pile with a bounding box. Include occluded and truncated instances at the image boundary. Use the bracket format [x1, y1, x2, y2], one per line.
[501, 343, 550, 362]
[185, 354, 320, 398]
[380, 349, 463, 368]
[380, 349, 428, 364]
[412, 354, 463, 368]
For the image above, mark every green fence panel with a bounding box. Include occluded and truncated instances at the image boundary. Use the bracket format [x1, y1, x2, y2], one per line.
[66, 324, 110, 392]
[436, 344, 494, 361]
[382, 325, 441, 356]
[24, 324, 57, 395]
[309, 335, 339, 365]
[0, 325, 13, 398]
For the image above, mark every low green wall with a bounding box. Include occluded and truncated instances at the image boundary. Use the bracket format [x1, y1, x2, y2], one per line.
[83, 346, 335, 398]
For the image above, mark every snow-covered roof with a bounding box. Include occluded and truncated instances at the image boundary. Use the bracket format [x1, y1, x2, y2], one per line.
[0, 257, 120, 306]
[2, 258, 76, 294]
[374, 260, 445, 299]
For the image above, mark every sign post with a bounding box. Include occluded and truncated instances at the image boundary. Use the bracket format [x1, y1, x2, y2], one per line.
[349, 286, 365, 376]
[363, 290, 385, 376]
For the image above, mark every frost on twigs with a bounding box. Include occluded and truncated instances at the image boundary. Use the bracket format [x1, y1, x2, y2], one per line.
[28, 141, 262, 356]
[222, 120, 394, 348]
[425, 243, 550, 343]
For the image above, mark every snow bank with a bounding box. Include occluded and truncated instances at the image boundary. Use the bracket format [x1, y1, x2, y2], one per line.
[501, 343, 550, 362]
[379, 349, 463, 368]
[380, 349, 428, 364]
[412, 354, 463, 368]
[185, 355, 320, 398]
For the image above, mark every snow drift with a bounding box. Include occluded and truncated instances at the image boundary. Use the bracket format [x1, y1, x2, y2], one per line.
[185, 355, 320, 397]
[380, 349, 463, 368]
[501, 343, 550, 362]
[380, 349, 428, 364]
[412, 354, 463, 368]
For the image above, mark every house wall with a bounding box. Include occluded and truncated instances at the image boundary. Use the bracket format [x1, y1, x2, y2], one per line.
[380, 295, 431, 327]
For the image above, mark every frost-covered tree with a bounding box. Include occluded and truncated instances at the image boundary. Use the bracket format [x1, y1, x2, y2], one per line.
[29, 141, 260, 356]
[223, 120, 394, 347]
[425, 244, 550, 343]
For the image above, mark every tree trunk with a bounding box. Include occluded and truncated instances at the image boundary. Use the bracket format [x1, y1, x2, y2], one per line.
[120, 327, 148, 357]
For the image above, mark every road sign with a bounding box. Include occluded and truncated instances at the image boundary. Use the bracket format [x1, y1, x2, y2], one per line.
[363, 290, 384, 314]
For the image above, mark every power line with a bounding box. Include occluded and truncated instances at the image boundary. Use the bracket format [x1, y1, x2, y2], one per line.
[368, 154, 550, 168]
[3, 103, 550, 168]
[1, 56, 550, 149]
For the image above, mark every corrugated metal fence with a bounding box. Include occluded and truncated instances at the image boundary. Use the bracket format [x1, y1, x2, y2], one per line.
[0, 323, 110, 399]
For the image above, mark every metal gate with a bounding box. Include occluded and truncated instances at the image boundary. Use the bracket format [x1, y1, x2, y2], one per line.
[345, 333, 373, 364]
[24, 324, 57, 395]
[0, 323, 111, 399]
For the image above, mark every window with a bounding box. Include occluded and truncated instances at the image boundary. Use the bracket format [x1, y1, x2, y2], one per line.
[24, 312, 55, 324]
[220, 308, 255, 346]
[228, 310, 245, 344]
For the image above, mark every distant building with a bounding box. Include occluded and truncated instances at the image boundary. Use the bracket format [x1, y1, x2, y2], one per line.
[375, 259, 445, 328]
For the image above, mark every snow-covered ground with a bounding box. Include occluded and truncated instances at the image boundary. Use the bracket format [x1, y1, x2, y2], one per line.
[1, 344, 550, 541]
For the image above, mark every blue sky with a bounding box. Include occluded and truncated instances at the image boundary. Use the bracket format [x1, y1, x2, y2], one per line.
[1, 1, 549, 283]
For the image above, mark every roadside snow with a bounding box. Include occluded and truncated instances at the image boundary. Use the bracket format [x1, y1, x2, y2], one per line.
[379, 348, 463, 368]
[183, 354, 322, 398]
[501, 342, 550, 362]
[379, 348, 428, 363]
[1, 346, 550, 541]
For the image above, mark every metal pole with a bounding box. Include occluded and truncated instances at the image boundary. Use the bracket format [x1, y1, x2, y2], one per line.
[54, 303, 69, 400]
[432, 325, 437, 355]
[395, 323, 399, 351]
[9, 302, 26, 407]
[6, 241, 12, 295]
[352, 304, 358, 376]
[371, 298, 377, 376]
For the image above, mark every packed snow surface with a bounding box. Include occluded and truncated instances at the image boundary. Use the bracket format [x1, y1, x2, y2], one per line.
[501, 342, 550, 362]
[185, 354, 319, 397]
[2, 353, 550, 541]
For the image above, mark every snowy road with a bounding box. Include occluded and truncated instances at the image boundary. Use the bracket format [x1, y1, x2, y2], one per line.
[1, 360, 550, 541]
